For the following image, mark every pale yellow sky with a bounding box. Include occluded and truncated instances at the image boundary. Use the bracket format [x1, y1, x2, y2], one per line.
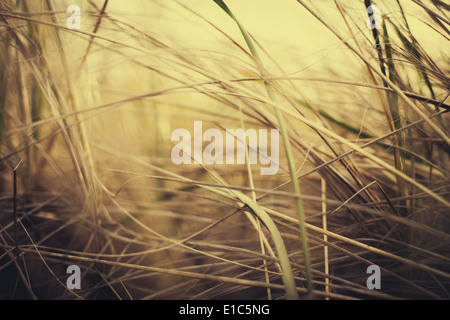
[99, 0, 448, 77]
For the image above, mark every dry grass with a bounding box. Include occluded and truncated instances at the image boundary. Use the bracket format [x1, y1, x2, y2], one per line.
[0, 0, 449, 300]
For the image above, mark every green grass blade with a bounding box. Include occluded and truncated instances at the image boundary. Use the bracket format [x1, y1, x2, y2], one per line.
[212, 0, 313, 296]
[212, 0, 260, 61]
[382, 21, 407, 202]
[233, 192, 298, 300]
[391, 23, 437, 102]
[365, 0, 387, 78]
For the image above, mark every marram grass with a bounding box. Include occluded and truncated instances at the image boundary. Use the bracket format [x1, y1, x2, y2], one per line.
[212, 0, 312, 298]
[0, 0, 449, 300]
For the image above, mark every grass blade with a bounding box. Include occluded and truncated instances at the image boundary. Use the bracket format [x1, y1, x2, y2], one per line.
[212, 0, 313, 296]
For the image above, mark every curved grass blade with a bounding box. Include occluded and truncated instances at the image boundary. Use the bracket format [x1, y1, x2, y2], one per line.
[212, 0, 313, 295]
[233, 192, 299, 300]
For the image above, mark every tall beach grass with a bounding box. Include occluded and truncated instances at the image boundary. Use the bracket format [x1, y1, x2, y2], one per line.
[0, 0, 449, 299]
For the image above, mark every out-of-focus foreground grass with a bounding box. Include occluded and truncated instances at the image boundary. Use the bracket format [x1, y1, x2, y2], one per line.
[0, 0, 449, 299]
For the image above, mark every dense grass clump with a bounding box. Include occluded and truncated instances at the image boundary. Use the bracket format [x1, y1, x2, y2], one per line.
[0, 0, 449, 299]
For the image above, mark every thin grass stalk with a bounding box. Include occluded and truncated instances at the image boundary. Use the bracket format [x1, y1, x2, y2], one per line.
[295, 0, 450, 209]
[100, 143, 450, 295]
[13, 160, 22, 253]
[364, 1, 409, 213]
[238, 103, 272, 300]
[0, 39, 7, 151]
[17, 247, 357, 300]
[1, 0, 447, 300]
[101, 145, 300, 299]
[80, 0, 110, 70]
[364, 0, 386, 78]
[321, 178, 329, 300]
[296, 0, 449, 147]
[46, 0, 105, 256]
[396, 0, 437, 102]
[212, 0, 313, 296]
[393, 0, 448, 170]
[266, 207, 450, 280]
[382, 19, 410, 214]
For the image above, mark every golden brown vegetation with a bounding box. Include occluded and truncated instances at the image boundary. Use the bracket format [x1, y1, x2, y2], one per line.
[0, 0, 449, 299]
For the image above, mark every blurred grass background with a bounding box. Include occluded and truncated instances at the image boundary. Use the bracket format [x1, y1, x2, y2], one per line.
[0, 0, 449, 299]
